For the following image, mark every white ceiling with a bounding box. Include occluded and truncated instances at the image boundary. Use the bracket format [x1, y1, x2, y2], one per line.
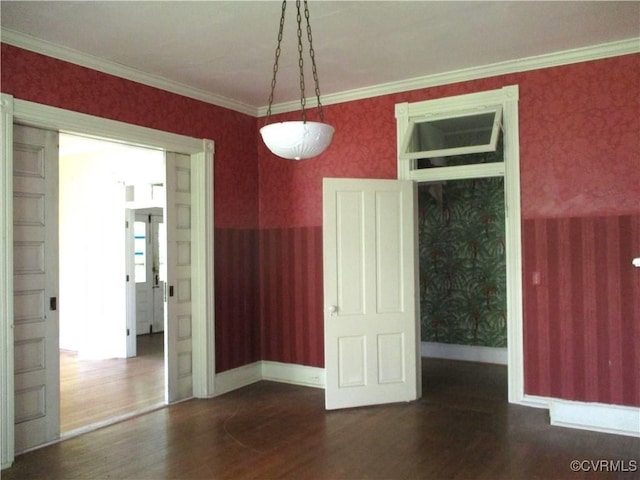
[1, 1, 639, 114]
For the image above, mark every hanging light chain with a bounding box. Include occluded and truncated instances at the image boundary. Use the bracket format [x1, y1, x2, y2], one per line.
[265, 0, 327, 125]
[304, 0, 325, 122]
[266, 0, 287, 122]
[296, 0, 307, 123]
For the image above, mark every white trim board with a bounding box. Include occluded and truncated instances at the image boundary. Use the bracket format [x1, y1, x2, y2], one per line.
[550, 400, 640, 438]
[1, 28, 637, 117]
[261, 361, 325, 389]
[213, 363, 263, 397]
[0, 94, 15, 471]
[421, 342, 508, 365]
[214, 361, 325, 397]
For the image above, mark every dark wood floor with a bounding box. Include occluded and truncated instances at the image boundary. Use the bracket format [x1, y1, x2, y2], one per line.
[5, 358, 639, 479]
[60, 333, 164, 434]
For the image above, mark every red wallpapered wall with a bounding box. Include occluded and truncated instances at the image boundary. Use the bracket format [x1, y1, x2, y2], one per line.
[523, 215, 639, 406]
[259, 55, 640, 227]
[258, 54, 640, 406]
[3, 43, 639, 406]
[0, 44, 259, 229]
[259, 227, 324, 366]
[1, 43, 261, 377]
[215, 228, 260, 372]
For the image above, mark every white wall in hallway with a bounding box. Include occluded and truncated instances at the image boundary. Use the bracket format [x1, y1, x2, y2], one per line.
[59, 134, 164, 358]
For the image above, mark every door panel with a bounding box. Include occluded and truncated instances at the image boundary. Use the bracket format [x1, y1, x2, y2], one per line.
[135, 212, 165, 335]
[13, 124, 59, 452]
[165, 152, 193, 402]
[135, 215, 153, 335]
[324, 178, 418, 410]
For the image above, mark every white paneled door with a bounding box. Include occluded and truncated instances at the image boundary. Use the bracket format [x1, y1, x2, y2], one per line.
[135, 212, 165, 336]
[323, 178, 419, 410]
[165, 152, 193, 402]
[135, 214, 154, 335]
[13, 124, 59, 452]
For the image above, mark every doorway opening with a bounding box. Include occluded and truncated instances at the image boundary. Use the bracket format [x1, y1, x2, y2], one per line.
[58, 133, 166, 435]
[2, 95, 215, 466]
[395, 85, 524, 404]
[417, 146, 508, 403]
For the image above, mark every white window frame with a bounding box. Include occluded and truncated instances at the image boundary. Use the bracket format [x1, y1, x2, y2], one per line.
[399, 104, 503, 161]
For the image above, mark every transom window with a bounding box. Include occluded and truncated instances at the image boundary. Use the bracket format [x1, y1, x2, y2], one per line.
[395, 87, 516, 182]
[399, 105, 502, 162]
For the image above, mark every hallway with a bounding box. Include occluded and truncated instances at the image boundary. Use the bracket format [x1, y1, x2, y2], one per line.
[60, 333, 164, 434]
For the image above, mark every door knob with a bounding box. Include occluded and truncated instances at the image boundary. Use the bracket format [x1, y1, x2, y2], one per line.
[328, 305, 338, 316]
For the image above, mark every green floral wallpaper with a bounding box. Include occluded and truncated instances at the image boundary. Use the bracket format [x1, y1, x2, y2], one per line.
[418, 151, 506, 347]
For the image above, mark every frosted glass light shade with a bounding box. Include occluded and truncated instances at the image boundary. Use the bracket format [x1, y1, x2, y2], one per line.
[260, 121, 335, 160]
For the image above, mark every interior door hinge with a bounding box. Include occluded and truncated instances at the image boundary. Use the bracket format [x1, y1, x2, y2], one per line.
[126, 328, 130, 336]
[126, 274, 130, 282]
[125, 220, 129, 228]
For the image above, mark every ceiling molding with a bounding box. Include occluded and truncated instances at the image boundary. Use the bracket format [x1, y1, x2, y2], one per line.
[2, 28, 637, 119]
[258, 37, 640, 117]
[0, 28, 259, 117]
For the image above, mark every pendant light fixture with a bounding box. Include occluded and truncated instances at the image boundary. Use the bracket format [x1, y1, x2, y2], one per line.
[260, 0, 334, 160]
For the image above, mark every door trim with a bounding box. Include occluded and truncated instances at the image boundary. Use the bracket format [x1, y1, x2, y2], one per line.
[0, 94, 216, 468]
[395, 85, 524, 405]
[0, 94, 16, 470]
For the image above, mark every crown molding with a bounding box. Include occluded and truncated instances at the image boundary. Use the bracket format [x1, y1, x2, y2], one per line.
[2, 28, 637, 119]
[0, 28, 258, 117]
[258, 37, 640, 117]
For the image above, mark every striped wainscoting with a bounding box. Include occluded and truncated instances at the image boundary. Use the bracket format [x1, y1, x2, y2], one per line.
[523, 214, 639, 407]
[215, 228, 261, 373]
[259, 227, 324, 368]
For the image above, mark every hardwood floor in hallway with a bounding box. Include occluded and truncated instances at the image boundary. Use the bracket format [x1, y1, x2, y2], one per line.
[60, 333, 165, 434]
[5, 358, 639, 479]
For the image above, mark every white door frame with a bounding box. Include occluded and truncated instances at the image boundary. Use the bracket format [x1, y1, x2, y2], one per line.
[125, 208, 137, 357]
[0, 94, 216, 468]
[395, 85, 526, 405]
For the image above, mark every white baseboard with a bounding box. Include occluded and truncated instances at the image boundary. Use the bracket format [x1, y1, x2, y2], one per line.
[520, 394, 551, 409]
[213, 362, 262, 396]
[421, 341, 508, 365]
[261, 361, 325, 389]
[214, 361, 325, 396]
[550, 400, 640, 438]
